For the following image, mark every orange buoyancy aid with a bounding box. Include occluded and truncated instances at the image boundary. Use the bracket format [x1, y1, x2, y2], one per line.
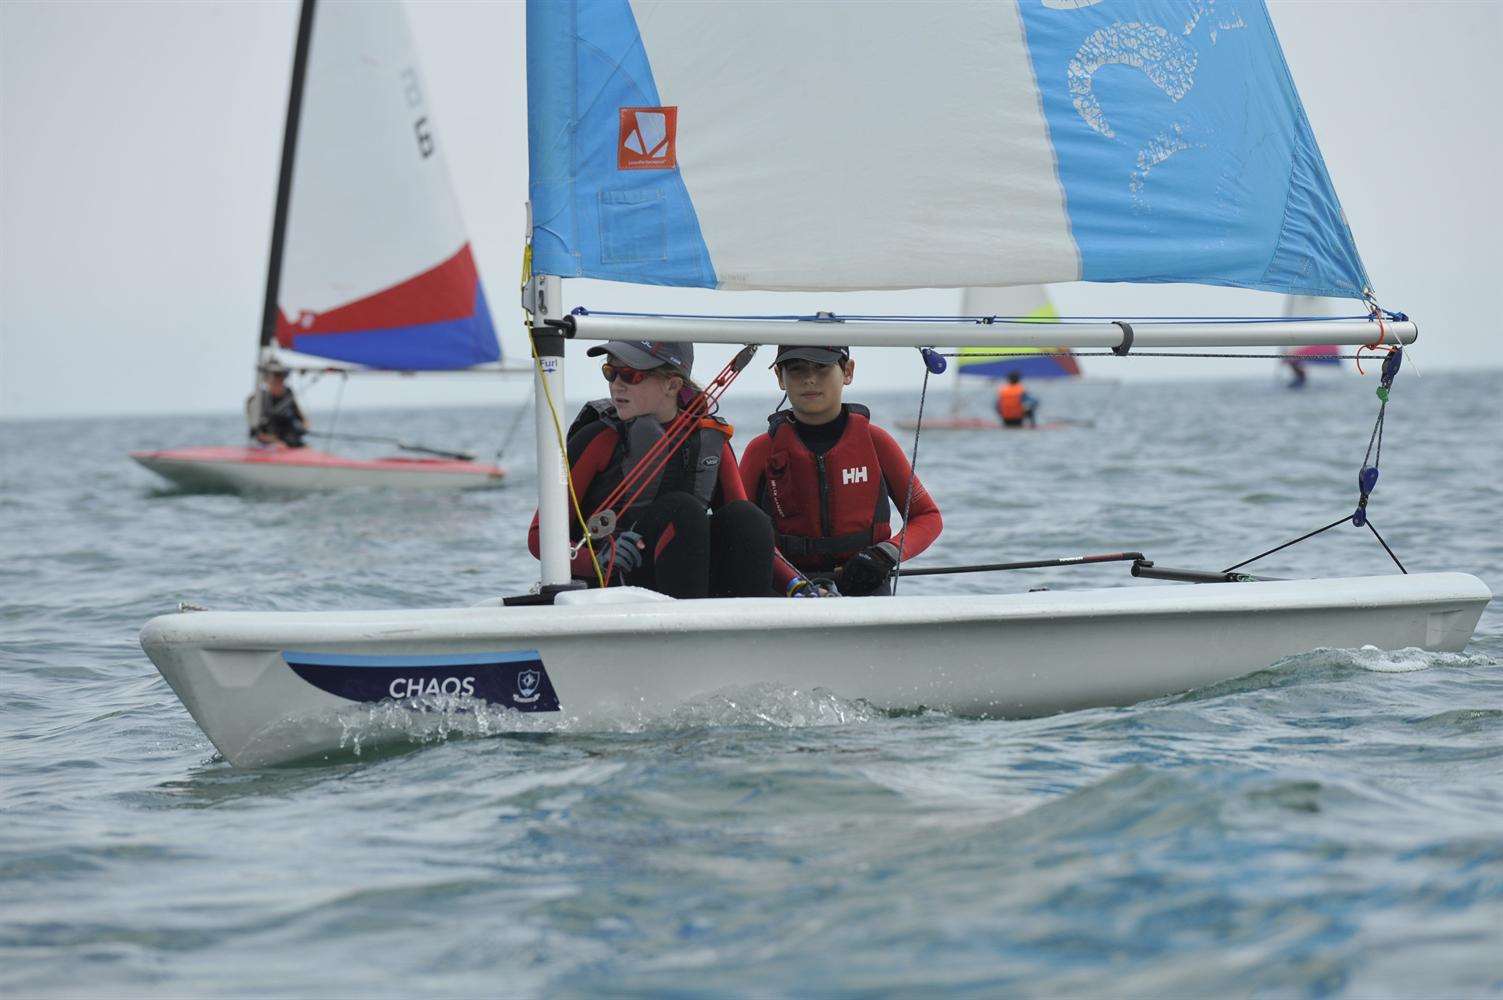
[755, 405, 890, 571]
[997, 382, 1028, 421]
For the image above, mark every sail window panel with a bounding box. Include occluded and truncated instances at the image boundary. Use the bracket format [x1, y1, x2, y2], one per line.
[599, 189, 669, 264]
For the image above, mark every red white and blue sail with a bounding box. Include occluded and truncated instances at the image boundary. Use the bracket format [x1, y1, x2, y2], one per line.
[275, 1, 498, 370]
[527, 1, 1369, 299]
[1280, 295, 1343, 366]
[956, 286, 1081, 380]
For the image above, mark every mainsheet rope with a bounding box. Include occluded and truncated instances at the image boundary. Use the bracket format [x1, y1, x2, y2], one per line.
[1222, 346, 1408, 575]
[890, 353, 934, 597]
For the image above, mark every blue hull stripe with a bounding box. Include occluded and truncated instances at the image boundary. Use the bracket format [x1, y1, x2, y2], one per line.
[283, 649, 541, 668]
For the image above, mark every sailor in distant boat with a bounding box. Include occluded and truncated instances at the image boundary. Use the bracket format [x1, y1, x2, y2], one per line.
[741, 346, 943, 597]
[526, 340, 800, 599]
[1283, 357, 1309, 389]
[245, 362, 309, 448]
[996, 371, 1039, 428]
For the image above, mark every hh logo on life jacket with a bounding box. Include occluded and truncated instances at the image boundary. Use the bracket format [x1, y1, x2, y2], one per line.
[842, 466, 869, 485]
[619, 107, 677, 170]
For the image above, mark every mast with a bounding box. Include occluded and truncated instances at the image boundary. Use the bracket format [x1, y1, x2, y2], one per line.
[256, 0, 318, 366]
[527, 275, 571, 588]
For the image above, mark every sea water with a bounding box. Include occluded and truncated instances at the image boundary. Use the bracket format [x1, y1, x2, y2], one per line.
[3, 372, 1501, 996]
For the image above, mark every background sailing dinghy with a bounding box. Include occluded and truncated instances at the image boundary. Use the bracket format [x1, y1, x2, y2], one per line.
[141, 0, 1491, 768]
[899, 284, 1088, 430]
[1278, 294, 1345, 386]
[130, 0, 513, 494]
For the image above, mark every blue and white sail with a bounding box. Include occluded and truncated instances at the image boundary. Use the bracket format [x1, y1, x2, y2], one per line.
[527, 0, 1369, 299]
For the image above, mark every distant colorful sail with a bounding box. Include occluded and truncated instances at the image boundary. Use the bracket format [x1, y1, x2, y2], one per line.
[955, 286, 1081, 380]
[1280, 296, 1342, 366]
[527, 1, 1371, 299]
[272, 1, 498, 370]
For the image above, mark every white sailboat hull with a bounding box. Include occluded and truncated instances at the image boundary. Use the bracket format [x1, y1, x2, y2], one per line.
[140, 573, 1492, 768]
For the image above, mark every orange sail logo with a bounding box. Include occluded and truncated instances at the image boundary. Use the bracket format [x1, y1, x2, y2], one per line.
[618, 107, 677, 170]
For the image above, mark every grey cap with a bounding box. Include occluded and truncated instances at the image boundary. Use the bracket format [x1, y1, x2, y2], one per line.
[585, 339, 693, 378]
[771, 345, 850, 367]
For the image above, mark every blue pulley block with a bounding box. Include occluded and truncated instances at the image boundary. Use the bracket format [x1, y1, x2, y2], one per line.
[1358, 466, 1380, 495]
[1380, 348, 1402, 385]
[920, 347, 947, 375]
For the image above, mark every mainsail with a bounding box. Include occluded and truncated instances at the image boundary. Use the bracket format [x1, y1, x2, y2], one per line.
[527, 0, 1370, 299]
[956, 286, 1081, 380]
[266, 0, 499, 371]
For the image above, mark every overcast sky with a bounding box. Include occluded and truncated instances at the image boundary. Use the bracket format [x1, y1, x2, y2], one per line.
[2, 0, 1500, 420]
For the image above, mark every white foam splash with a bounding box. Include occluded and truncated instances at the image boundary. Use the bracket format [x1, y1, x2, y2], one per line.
[665, 683, 879, 729]
[1331, 645, 1497, 674]
[327, 684, 878, 758]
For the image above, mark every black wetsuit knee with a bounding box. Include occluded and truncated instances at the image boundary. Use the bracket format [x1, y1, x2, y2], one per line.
[709, 500, 774, 597]
[626, 491, 712, 599]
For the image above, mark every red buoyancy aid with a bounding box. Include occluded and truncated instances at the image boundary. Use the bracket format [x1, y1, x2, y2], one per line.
[756, 404, 890, 571]
[997, 383, 1028, 421]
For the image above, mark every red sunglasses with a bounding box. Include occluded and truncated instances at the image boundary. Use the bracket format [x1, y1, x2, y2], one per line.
[601, 362, 658, 385]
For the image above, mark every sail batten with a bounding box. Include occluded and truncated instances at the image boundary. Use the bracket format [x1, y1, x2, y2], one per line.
[527, 0, 1369, 299]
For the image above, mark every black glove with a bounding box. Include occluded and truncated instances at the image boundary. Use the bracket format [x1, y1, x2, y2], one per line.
[606, 530, 645, 581]
[839, 541, 899, 596]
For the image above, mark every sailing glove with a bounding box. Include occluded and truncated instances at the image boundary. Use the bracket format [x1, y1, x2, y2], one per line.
[787, 576, 838, 598]
[839, 541, 900, 596]
[607, 531, 645, 580]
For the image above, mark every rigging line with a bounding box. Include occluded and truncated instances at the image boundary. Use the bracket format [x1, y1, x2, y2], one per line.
[1221, 514, 1351, 574]
[492, 398, 532, 463]
[938, 350, 1392, 361]
[325, 369, 348, 442]
[531, 337, 605, 589]
[588, 351, 750, 533]
[891, 355, 932, 597]
[1361, 401, 1386, 469]
[1366, 520, 1408, 574]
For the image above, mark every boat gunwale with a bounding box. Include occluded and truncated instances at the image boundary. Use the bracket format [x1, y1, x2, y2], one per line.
[139, 572, 1492, 650]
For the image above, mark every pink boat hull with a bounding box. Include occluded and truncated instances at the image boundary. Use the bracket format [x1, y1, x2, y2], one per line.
[130, 446, 506, 493]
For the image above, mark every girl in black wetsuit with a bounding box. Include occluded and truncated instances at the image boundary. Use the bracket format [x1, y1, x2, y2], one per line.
[526, 339, 796, 599]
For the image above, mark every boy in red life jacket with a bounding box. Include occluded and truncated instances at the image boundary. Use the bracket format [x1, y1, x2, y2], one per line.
[740, 345, 943, 596]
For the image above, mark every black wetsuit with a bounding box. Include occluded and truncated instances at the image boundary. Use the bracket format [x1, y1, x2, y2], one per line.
[249, 388, 308, 448]
[536, 404, 775, 599]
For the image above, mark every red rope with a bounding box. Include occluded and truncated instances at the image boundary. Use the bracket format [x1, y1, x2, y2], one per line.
[587, 352, 748, 541]
[1355, 308, 1395, 376]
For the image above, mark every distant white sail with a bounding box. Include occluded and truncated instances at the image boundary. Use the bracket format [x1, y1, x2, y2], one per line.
[272, 0, 497, 370]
